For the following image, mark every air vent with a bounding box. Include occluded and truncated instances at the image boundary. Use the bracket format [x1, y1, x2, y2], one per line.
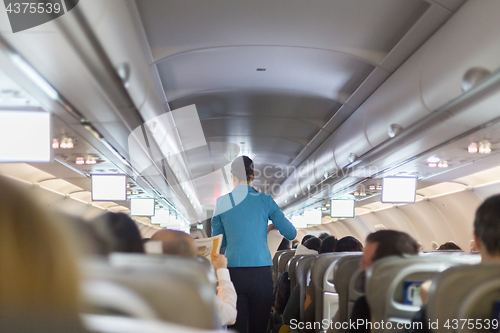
[256, 68, 266, 71]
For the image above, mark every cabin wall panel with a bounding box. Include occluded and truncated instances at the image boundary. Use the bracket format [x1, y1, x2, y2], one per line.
[428, 191, 481, 250]
[397, 201, 457, 251]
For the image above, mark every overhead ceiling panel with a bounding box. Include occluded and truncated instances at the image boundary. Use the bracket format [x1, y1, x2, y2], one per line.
[157, 47, 376, 103]
[136, 0, 430, 66]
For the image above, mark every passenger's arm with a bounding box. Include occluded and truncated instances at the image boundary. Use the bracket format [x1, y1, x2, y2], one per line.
[211, 201, 227, 248]
[212, 254, 237, 326]
[268, 195, 297, 240]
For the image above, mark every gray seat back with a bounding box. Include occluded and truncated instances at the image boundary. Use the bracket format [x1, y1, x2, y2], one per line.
[312, 252, 362, 331]
[82, 255, 219, 329]
[296, 255, 318, 331]
[273, 250, 287, 288]
[366, 253, 480, 333]
[332, 255, 363, 329]
[278, 250, 296, 281]
[427, 264, 500, 333]
[289, 255, 306, 292]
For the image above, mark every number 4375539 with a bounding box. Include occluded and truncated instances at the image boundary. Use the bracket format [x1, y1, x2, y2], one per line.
[5, 2, 62, 14]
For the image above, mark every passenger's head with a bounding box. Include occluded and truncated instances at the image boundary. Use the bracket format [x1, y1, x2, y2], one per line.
[319, 236, 338, 254]
[474, 195, 500, 262]
[231, 155, 254, 185]
[301, 234, 314, 245]
[277, 238, 291, 251]
[335, 236, 363, 252]
[438, 242, 462, 251]
[318, 233, 330, 241]
[360, 230, 419, 271]
[304, 237, 321, 252]
[93, 212, 144, 254]
[150, 229, 198, 258]
[0, 176, 80, 318]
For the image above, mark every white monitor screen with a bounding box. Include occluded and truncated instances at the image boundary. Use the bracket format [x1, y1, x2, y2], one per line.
[330, 199, 355, 218]
[130, 198, 155, 216]
[304, 210, 322, 225]
[151, 210, 170, 225]
[291, 215, 307, 229]
[381, 177, 417, 203]
[91, 174, 127, 201]
[0, 111, 51, 162]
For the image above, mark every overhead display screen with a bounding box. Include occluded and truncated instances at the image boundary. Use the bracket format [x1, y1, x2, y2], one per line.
[291, 215, 307, 229]
[304, 210, 322, 225]
[381, 177, 417, 203]
[151, 209, 170, 225]
[130, 198, 155, 216]
[91, 174, 127, 201]
[330, 199, 355, 218]
[0, 111, 51, 162]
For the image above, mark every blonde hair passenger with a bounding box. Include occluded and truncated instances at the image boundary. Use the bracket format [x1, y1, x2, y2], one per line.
[0, 176, 81, 320]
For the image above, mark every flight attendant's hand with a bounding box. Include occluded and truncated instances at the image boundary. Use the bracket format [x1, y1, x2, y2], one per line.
[212, 254, 228, 271]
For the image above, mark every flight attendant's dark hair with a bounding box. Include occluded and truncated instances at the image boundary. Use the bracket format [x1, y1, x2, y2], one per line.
[231, 155, 254, 182]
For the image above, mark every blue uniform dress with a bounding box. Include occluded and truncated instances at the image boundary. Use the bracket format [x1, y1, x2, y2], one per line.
[211, 185, 297, 333]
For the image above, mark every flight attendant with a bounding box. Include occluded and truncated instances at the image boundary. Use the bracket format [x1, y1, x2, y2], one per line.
[212, 156, 297, 333]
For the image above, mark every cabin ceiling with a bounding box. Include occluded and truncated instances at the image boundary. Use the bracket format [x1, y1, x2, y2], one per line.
[133, 0, 459, 207]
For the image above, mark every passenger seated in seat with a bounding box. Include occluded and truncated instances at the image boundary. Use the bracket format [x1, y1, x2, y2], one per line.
[406, 194, 500, 333]
[150, 229, 237, 326]
[348, 230, 419, 333]
[0, 176, 86, 332]
[278, 238, 291, 251]
[92, 212, 144, 254]
[282, 237, 321, 325]
[295, 236, 321, 255]
[319, 236, 338, 254]
[473, 194, 500, 263]
[437, 242, 462, 251]
[319, 233, 330, 241]
[150, 229, 198, 258]
[334, 236, 363, 252]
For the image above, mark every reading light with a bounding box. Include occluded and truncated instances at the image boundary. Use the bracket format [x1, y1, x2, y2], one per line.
[60, 137, 74, 149]
[438, 161, 449, 168]
[353, 191, 359, 196]
[75, 157, 84, 165]
[85, 156, 97, 165]
[325, 203, 330, 207]
[359, 191, 367, 197]
[376, 185, 382, 191]
[52, 138, 59, 149]
[479, 141, 491, 154]
[428, 162, 437, 168]
[368, 185, 376, 190]
[126, 183, 131, 188]
[468, 143, 478, 154]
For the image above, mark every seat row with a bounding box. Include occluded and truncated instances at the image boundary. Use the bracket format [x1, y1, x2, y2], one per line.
[80, 253, 220, 330]
[273, 250, 500, 333]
